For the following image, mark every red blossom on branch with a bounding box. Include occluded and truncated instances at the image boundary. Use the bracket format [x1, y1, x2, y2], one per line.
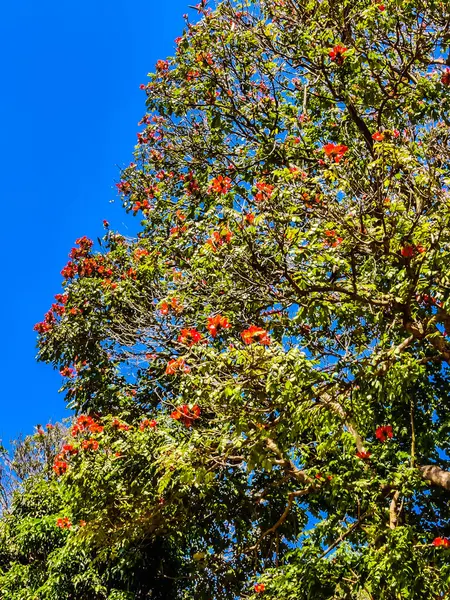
[171, 404, 201, 427]
[178, 328, 203, 346]
[56, 517, 71, 529]
[241, 325, 271, 345]
[433, 537, 450, 547]
[207, 315, 231, 337]
[375, 425, 393, 442]
[210, 175, 232, 194]
[165, 357, 190, 375]
[323, 143, 349, 163]
[329, 44, 348, 65]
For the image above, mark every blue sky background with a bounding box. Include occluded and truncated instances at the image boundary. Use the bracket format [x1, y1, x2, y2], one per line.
[0, 0, 190, 446]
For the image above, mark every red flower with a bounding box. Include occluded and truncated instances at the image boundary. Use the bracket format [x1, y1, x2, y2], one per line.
[254, 583, 265, 593]
[356, 451, 371, 460]
[323, 143, 349, 163]
[210, 175, 232, 194]
[165, 357, 190, 375]
[375, 425, 393, 442]
[432, 537, 450, 547]
[81, 439, 99, 451]
[160, 297, 183, 315]
[206, 229, 233, 251]
[171, 404, 201, 427]
[34, 321, 52, 334]
[156, 59, 169, 72]
[139, 419, 157, 431]
[196, 52, 214, 66]
[62, 444, 78, 456]
[207, 315, 231, 338]
[178, 328, 203, 346]
[60, 366, 75, 378]
[241, 325, 271, 346]
[112, 418, 131, 431]
[61, 261, 78, 279]
[56, 517, 71, 529]
[441, 69, 450, 86]
[329, 44, 348, 65]
[254, 181, 274, 202]
[378, 3, 385, 10]
[401, 244, 415, 258]
[323, 229, 343, 247]
[372, 131, 384, 141]
[53, 460, 68, 476]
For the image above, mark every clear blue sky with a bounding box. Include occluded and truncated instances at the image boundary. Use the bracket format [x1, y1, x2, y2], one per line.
[0, 0, 190, 445]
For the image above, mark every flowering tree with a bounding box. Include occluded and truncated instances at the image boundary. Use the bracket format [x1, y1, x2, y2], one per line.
[2, 0, 450, 597]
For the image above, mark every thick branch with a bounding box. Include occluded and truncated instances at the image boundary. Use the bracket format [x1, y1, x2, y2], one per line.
[419, 465, 450, 491]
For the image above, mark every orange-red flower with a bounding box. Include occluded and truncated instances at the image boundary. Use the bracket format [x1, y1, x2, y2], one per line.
[56, 517, 71, 529]
[165, 357, 190, 375]
[207, 315, 231, 338]
[241, 325, 271, 345]
[329, 44, 348, 65]
[356, 451, 371, 460]
[433, 537, 450, 547]
[254, 583, 265, 593]
[441, 69, 450, 86]
[160, 297, 183, 315]
[171, 404, 201, 427]
[375, 425, 393, 442]
[372, 131, 384, 141]
[207, 229, 233, 251]
[254, 182, 274, 202]
[210, 175, 232, 194]
[112, 418, 131, 431]
[81, 439, 99, 451]
[62, 444, 78, 456]
[53, 460, 68, 476]
[156, 59, 169, 72]
[139, 419, 157, 431]
[323, 143, 349, 163]
[324, 229, 343, 247]
[178, 328, 203, 346]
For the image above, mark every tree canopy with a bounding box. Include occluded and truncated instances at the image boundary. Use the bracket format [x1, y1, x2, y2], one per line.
[2, 0, 450, 598]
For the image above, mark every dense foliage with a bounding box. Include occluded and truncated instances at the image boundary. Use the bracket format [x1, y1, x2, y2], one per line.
[2, 0, 450, 597]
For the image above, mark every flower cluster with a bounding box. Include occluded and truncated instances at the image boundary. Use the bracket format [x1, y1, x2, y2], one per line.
[207, 315, 231, 337]
[433, 537, 450, 547]
[139, 419, 157, 431]
[323, 143, 349, 163]
[171, 404, 201, 427]
[112, 418, 131, 431]
[401, 243, 425, 258]
[206, 228, 233, 251]
[160, 297, 183, 315]
[210, 175, 232, 194]
[178, 328, 203, 346]
[356, 451, 371, 460]
[329, 44, 348, 65]
[254, 583, 265, 593]
[81, 439, 100, 451]
[71, 414, 104, 437]
[165, 357, 190, 375]
[56, 517, 71, 529]
[254, 181, 274, 202]
[375, 425, 393, 442]
[241, 325, 271, 345]
[324, 229, 343, 247]
[441, 69, 450, 86]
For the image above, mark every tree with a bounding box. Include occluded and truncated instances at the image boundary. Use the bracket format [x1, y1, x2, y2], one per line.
[2, 0, 450, 597]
